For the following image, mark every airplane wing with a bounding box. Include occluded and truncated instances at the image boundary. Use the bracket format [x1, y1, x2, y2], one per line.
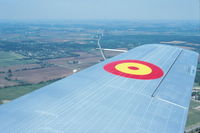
[0, 44, 198, 133]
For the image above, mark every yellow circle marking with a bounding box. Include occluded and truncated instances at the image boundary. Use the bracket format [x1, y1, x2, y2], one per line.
[115, 63, 152, 75]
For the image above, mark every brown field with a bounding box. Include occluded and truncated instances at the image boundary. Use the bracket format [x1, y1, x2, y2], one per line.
[45, 56, 102, 70]
[44, 52, 102, 69]
[11, 66, 72, 84]
[0, 64, 42, 72]
[0, 50, 122, 88]
[0, 73, 19, 88]
[0, 52, 102, 87]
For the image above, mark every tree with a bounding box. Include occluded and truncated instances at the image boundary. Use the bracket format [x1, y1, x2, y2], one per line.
[8, 69, 12, 77]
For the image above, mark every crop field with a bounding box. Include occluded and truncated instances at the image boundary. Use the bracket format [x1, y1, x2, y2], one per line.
[0, 81, 54, 104]
[0, 51, 36, 67]
[0, 73, 19, 88]
[11, 66, 72, 84]
[186, 100, 200, 128]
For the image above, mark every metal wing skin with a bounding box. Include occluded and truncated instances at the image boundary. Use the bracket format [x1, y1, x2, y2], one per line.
[0, 44, 198, 133]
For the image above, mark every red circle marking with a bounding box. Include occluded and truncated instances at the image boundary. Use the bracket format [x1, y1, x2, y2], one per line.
[128, 66, 139, 70]
[104, 60, 164, 80]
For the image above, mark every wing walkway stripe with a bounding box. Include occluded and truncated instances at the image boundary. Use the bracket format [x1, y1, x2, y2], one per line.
[155, 97, 187, 110]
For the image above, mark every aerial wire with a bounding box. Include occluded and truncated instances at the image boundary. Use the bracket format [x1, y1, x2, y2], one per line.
[97, 33, 106, 60]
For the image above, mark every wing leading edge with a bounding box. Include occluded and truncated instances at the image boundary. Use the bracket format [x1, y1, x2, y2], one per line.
[0, 44, 198, 133]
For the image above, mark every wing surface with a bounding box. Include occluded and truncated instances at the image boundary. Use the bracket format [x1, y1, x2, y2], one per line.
[0, 44, 198, 133]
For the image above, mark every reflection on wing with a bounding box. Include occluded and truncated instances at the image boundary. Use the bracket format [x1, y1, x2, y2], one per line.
[0, 44, 198, 133]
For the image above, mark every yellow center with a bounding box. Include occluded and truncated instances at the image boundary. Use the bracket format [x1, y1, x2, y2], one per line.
[115, 63, 152, 75]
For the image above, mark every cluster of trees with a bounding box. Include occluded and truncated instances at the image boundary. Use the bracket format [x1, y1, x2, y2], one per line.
[4, 69, 12, 81]
[187, 127, 200, 133]
[0, 40, 96, 60]
[101, 34, 200, 50]
[195, 72, 200, 86]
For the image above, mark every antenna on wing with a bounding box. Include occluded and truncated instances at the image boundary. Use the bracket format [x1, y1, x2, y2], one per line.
[96, 48, 127, 53]
[96, 31, 128, 61]
[97, 33, 106, 60]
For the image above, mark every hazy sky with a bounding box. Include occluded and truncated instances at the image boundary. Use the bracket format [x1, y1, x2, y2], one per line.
[0, 0, 199, 20]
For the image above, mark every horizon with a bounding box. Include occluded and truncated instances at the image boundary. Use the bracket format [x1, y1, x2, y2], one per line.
[0, 19, 199, 23]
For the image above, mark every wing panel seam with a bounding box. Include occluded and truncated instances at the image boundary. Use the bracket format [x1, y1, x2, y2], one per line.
[151, 49, 183, 97]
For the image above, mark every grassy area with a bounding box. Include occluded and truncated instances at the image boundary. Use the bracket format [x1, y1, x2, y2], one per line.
[186, 100, 200, 128]
[0, 51, 37, 66]
[0, 81, 54, 104]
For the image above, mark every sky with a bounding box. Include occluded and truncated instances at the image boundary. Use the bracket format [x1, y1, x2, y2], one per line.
[0, 0, 199, 21]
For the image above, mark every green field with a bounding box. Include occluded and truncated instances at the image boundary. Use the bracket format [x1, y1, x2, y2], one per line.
[0, 81, 53, 104]
[0, 51, 37, 66]
[186, 100, 200, 128]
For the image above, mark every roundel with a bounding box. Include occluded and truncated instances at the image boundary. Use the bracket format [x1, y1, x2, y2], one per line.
[104, 60, 164, 80]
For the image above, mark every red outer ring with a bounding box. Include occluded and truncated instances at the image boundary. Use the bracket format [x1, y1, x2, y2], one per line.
[104, 60, 164, 80]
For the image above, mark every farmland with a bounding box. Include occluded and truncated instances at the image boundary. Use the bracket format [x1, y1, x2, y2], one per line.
[0, 51, 37, 66]
[0, 80, 55, 104]
[0, 20, 200, 131]
[186, 100, 200, 127]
